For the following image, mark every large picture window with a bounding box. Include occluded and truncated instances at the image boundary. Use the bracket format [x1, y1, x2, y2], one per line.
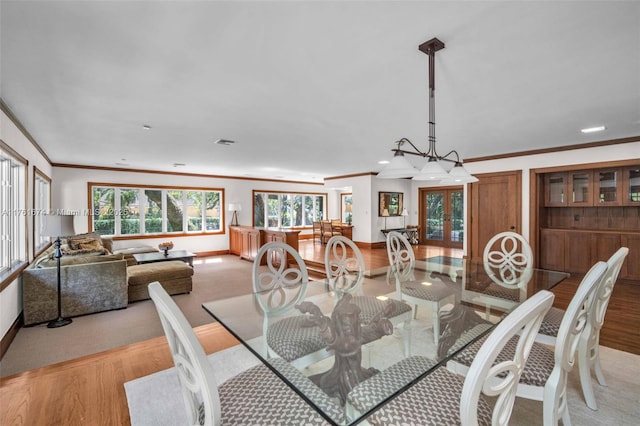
[90, 183, 224, 237]
[1, 142, 27, 276]
[253, 191, 326, 228]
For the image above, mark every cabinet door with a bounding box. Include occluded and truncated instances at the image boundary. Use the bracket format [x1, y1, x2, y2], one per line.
[620, 234, 640, 280]
[594, 168, 623, 205]
[568, 171, 593, 206]
[622, 166, 640, 206]
[565, 232, 592, 273]
[544, 173, 568, 206]
[540, 229, 565, 270]
[591, 233, 620, 263]
[229, 227, 241, 256]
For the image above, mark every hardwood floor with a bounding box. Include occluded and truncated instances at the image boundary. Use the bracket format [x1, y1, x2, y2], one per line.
[1, 241, 637, 425]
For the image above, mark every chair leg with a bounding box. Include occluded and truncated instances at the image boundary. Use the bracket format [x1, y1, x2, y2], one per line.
[592, 345, 607, 386]
[578, 333, 600, 410]
[433, 306, 440, 345]
[402, 318, 411, 356]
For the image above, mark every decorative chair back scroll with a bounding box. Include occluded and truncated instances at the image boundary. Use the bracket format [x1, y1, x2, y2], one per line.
[325, 235, 366, 299]
[483, 231, 533, 287]
[252, 241, 331, 368]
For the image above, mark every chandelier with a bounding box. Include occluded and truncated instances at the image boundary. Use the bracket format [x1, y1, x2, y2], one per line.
[377, 38, 478, 183]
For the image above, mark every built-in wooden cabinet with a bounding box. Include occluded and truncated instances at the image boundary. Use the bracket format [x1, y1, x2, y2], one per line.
[229, 226, 300, 265]
[539, 162, 639, 283]
[545, 166, 640, 207]
[540, 228, 638, 280]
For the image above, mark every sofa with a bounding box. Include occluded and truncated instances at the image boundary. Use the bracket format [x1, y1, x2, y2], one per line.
[22, 232, 191, 326]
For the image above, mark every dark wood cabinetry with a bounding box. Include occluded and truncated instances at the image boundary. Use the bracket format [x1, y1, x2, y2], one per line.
[539, 162, 639, 283]
[229, 226, 300, 265]
[539, 228, 638, 280]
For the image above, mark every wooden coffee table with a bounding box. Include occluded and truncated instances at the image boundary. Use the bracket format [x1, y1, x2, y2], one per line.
[133, 250, 196, 267]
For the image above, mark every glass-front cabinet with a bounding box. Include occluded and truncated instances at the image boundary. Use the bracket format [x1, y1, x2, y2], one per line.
[594, 169, 622, 205]
[623, 166, 640, 205]
[569, 171, 592, 205]
[544, 173, 568, 206]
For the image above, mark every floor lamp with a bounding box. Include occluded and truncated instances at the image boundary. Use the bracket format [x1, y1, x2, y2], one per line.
[44, 214, 76, 328]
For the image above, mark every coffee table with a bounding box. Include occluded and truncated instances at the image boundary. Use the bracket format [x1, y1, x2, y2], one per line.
[133, 250, 196, 266]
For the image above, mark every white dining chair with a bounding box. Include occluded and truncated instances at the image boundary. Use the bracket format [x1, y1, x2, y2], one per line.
[536, 248, 628, 410]
[252, 241, 332, 369]
[347, 290, 554, 425]
[325, 235, 412, 355]
[478, 231, 533, 319]
[579, 247, 628, 409]
[147, 281, 342, 425]
[386, 231, 456, 344]
[448, 261, 608, 425]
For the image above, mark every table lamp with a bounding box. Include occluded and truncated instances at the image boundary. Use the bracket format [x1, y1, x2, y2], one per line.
[401, 208, 408, 228]
[43, 214, 76, 328]
[229, 203, 241, 226]
[345, 204, 352, 225]
[382, 208, 389, 230]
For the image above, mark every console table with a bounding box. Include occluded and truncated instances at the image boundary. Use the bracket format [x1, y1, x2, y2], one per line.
[381, 227, 420, 244]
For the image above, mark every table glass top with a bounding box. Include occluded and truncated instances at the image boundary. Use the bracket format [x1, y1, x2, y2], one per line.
[202, 258, 568, 425]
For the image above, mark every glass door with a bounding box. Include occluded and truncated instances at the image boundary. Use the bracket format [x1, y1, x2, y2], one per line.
[420, 187, 464, 248]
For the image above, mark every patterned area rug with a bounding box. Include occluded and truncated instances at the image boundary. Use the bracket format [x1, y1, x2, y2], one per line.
[423, 256, 463, 267]
[125, 345, 260, 426]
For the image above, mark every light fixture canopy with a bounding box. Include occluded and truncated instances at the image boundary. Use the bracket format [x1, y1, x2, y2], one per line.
[378, 38, 476, 184]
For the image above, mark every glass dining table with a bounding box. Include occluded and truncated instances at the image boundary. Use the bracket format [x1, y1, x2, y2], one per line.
[202, 258, 569, 425]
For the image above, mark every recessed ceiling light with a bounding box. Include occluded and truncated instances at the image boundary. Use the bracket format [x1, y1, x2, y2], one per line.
[143, 125, 152, 130]
[581, 126, 606, 133]
[215, 139, 236, 145]
[378, 160, 390, 165]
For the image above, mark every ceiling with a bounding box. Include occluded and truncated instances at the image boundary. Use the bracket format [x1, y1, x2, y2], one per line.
[1, 1, 638, 183]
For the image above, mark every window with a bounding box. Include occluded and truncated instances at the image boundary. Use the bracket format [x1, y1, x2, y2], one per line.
[89, 183, 223, 237]
[253, 191, 326, 228]
[33, 167, 51, 255]
[341, 193, 352, 224]
[1, 142, 27, 275]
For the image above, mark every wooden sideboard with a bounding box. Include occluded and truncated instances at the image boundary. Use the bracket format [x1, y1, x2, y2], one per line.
[229, 226, 301, 264]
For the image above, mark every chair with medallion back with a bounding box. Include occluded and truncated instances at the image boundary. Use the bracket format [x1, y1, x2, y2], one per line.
[479, 231, 534, 320]
[325, 235, 413, 355]
[148, 282, 340, 425]
[386, 231, 456, 345]
[348, 290, 555, 425]
[536, 247, 628, 410]
[252, 241, 332, 369]
[447, 261, 608, 425]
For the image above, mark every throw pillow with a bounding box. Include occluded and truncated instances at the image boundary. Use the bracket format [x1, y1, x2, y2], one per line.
[69, 237, 103, 251]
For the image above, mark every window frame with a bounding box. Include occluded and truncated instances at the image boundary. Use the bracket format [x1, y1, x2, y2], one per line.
[33, 166, 52, 257]
[253, 190, 327, 229]
[88, 182, 225, 239]
[1, 140, 28, 287]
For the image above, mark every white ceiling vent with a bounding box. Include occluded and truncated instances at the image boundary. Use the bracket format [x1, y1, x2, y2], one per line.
[215, 139, 236, 146]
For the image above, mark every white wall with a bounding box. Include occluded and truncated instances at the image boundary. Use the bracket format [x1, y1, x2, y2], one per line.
[1, 109, 53, 340]
[53, 167, 325, 252]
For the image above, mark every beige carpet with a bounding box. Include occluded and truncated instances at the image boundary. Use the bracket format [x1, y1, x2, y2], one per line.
[0, 255, 259, 377]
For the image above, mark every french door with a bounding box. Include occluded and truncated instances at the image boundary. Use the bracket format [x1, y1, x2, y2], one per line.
[420, 187, 464, 248]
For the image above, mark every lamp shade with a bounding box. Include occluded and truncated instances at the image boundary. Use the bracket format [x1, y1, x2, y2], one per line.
[448, 163, 479, 183]
[377, 152, 417, 179]
[381, 209, 390, 217]
[44, 214, 75, 237]
[401, 208, 409, 216]
[228, 203, 242, 212]
[412, 158, 449, 181]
